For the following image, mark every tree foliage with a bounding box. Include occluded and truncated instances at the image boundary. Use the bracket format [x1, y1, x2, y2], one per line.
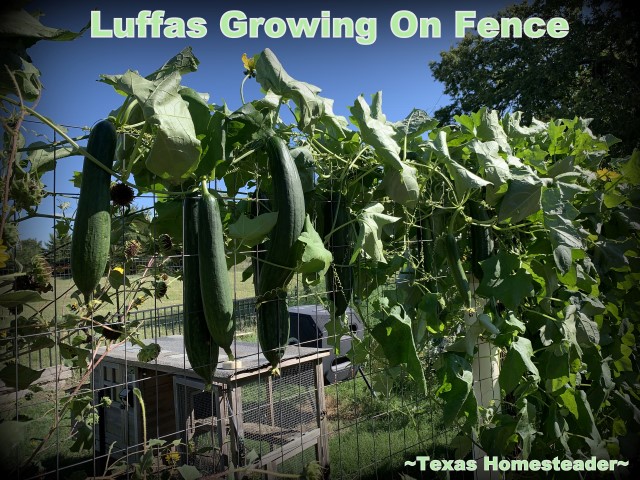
[429, 0, 640, 153]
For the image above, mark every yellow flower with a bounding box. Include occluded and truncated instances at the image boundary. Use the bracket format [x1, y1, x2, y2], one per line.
[596, 168, 621, 182]
[0, 240, 10, 268]
[164, 450, 180, 464]
[108, 266, 126, 290]
[241, 53, 256, 75]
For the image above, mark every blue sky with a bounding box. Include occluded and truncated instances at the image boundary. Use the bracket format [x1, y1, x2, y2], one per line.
[20, 0, 514, 242]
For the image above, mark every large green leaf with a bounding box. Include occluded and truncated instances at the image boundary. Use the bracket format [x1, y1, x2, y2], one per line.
[0, 362, 43, 390]
[351, 203, 400, 264]
[503, 112, 547, 138]
[151, 198, 184, 241]
[0, 7, 86, 100]
[291, 147, 316, 193]
[391, 108, 438, 140]
[228, 212, 278, 248]
[382, 162, 419, 207]
[468, 139, 511, 187]
[477, 109, 511, 154]
[431, 131, 490, 198]
[100, 70, 201, 180]
[498, 174, 543, 223]
[541, 186, 586, 275]
[515, 399, 537, 459]
[477, 252, 534, 310]
[435, 353, 474, 425]
[619, 149, 640, 185]
[27, 142, 76, 173]
[371, 304, 426, 395]
[479, 414, 519, 456]
[0, 290, 46, 308]
[297, 215, 333, 283]
[499, 336, 539, 394]
[177, 465, 202, 480]
[255, 48, 346, 134]
[350, 94, 402, 169]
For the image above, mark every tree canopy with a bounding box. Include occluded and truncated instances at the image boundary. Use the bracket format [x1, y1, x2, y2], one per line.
[429, 0, 639, 153]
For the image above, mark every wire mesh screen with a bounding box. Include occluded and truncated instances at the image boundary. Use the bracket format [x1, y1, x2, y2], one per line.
[2, 113, 477, 480]
[174, 380, 222, 474]
[241, 360, 318, 460]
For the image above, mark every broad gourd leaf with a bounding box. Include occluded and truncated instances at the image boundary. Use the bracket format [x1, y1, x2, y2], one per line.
[318, 96, 350, 139]
[430, 131, 491, 198]
[297, 215, 333, 282]
[228, 212, 278, 247]
[477, 252, 534, 310]
[435, 353, 474, 425]
[100, 70, 201, 180]
[177, 465, 202, 480]
[444, 157, 492, 198]
[498, 174, 543, 224]
[0, 8, 85, 101]
[349, 94, 402, 169]
[392, 108, 438, 140]
[477, 109, 511, 154]
[255, 48, 346, 134]
[503, 111, 547, 139]
[541, 186, 585, 275]
[620, 149, 640, 185]
[143, 72, 201, 179]
[479, 414, 519, 456]
[382, 162, 419, 207]
[0, 290, 45, 308]
[468, 139, 511, 187]
[351, 203, 400, 264]
[179, 87, 211, 136]
[371, 304, 426, 395]
[27, 142, 76, 173]
[499, 336, 540, 395]
[291, 147, 316, 193]
[147, 46, 199, 81]
[516, 400, 537, 459]
[0, 362, 43, 390]
[151, 198, 184, 241]
[196, 107, 226, 180]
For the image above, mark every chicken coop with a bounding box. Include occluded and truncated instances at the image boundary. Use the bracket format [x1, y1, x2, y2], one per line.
[92, 336, 330, 477]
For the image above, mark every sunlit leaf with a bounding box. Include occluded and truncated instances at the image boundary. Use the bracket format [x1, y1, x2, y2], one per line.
[351, 203, 400, 264]
[371, 304, 426, 395]
[228, 213, 278, 247]
[297, 215, 333, 282]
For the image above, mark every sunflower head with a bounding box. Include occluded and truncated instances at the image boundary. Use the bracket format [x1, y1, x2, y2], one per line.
[110, 182, 135, 207]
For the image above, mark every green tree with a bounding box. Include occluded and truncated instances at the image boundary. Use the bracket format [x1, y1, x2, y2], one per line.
[429, 0, 639, 153]
[14, 238, 43, 268]
[45, 231, 71, 264]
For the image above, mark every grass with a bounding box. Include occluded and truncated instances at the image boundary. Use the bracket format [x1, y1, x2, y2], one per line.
[37, 260, 257, 323]
[0, 388, 96, 479]
[322, 376, 452, 480]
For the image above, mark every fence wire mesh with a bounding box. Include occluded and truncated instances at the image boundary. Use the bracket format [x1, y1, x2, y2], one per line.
[0, 118, 496, 480]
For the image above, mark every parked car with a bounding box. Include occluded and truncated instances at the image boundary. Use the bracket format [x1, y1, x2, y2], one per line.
[287, 305, 364, 384]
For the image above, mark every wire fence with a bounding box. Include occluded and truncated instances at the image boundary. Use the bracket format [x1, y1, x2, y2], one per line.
[0, 120, 479, 480]
[12, 300, 258, 371]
